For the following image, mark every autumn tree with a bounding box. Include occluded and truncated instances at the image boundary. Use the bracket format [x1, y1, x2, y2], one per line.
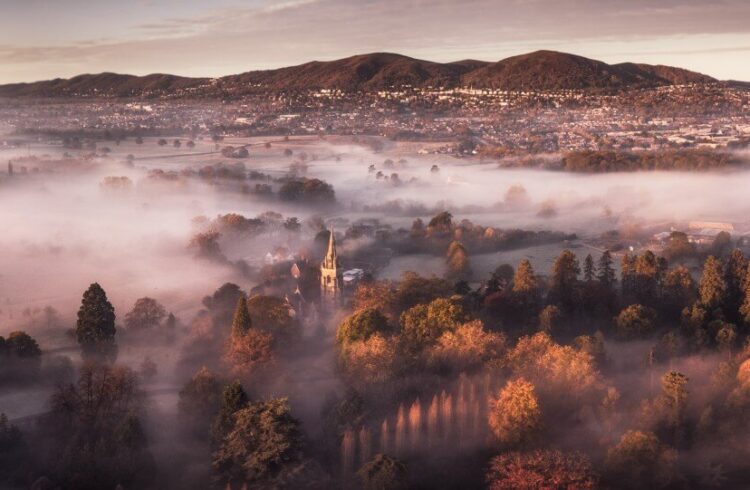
[446, 240, 471, 280]
[660, 371, 689, 435]
[336, 308, 391, 345]
[400, 297, 467, 348]
[488, 378, 542, 448]
[487, 450, 598, 490]
[427, 320, 505, 373]
[76, 282, 117, 362]
[538, 305, 563, 335]
[512, 259, 540, 319]
[605, 430, 677, 489]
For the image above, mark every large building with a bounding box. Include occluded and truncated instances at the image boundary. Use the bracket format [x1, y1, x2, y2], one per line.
[320, 228, 343, 307]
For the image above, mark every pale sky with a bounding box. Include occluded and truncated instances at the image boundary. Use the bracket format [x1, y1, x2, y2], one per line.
[1, 0, 750, 84]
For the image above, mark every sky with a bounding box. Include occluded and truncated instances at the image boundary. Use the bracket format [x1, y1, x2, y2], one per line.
[1, 0, 750, 84]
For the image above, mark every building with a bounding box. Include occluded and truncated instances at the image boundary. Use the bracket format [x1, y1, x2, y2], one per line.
[320, 228, 343, 307]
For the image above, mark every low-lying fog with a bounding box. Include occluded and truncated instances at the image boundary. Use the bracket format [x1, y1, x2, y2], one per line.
[2, 137, 749, 340]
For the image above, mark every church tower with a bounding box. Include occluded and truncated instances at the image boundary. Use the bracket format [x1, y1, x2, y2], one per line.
[320, 228, 343, 306]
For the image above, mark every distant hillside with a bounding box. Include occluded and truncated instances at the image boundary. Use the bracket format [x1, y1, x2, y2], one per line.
[0, 50, 718, 98]
[0, 72, 208, 97]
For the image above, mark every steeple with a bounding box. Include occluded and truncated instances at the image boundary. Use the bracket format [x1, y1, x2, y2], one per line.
[320, 227, 342, 306]
[323, 227, 338, 269]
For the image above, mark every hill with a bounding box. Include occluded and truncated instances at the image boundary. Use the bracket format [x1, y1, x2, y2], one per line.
[0, 50, 717, 97]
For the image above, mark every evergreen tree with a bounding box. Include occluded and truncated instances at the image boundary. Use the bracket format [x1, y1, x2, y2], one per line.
[698, 256, 727, 314]
[583, 254, 595, 282]
[597, 251, 616, 288]
[549, 250, 580, 312]
[634, 251, 659, 306]
[231, 296, 252, 339]
[76, 282, 117, 362]
[724, 249, 747, 323]
[621, 253, 637, 305]
[660, 371, 689, 443]
[212, 381, 250, 445]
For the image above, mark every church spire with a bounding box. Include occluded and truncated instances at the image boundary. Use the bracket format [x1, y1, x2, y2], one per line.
[320, 227, 342, 306]
[323, 227, 338, 269]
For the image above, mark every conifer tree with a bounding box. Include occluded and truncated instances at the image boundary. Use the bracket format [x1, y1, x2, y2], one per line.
[583, 254, 595, 282]
[597, 251, 616, 288]
[724, 249, 747, 323]
[549, 250, 580, 311]
[621, 253, 636, 304]
[231, 296, 252, 339]
[513, 259, 538, 295]
[698, 256, 727, 314]
[212, 380, 250, 445]
[76, 282, 117, 361]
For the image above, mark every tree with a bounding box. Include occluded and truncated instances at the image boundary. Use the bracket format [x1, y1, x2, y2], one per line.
[724, 249, 747, 323]
[507, 333, 599, 397]
[357, 454, 408, 490]
[76, 283, 117, 361]
[660, 266, 696, 320]
[487, 450, 598, 490]
[446, 241, 471, 280]
[605, 430, 677, 489]
[633, 251, 660, 306]
[597, 250, 616, 288]
[621, 253, 637, 304]
[336, 308, 390, 345]
[660, 371, 689, 432]
[716, 323, 737, 357]
[549, 250, 580, 311]
[49, 363, 154, 490]
[230, 296, 252, 339]
[400, 297, 467, 348]
[583, 254, 595, 282]
[712, 231, 732, 257]
[614, 304, 658, 339]
[513, 259, 540, 314]
[0, 413, 27, 487]
[246, 295, 298, 343]
[212, 381, 250, 445]
[124, 297, 166, 330]
[538, 305, 564, 334]
[488, 378, 542, 447]
[663, 231, 696, 261]
[427, 320, 505, 373]
[5, 331, 41, 359]
[699, 256, 727, 314]
[339, 334, 397, 389]
[178, 367, 224, 438]
[212, 398, 304, 487]
[226, 329, 275, 377]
